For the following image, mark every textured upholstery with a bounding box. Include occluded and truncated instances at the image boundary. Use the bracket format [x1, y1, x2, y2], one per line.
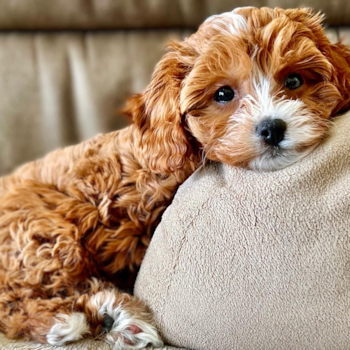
[0, 0, 349, 29]
[0, 30, 190, 175]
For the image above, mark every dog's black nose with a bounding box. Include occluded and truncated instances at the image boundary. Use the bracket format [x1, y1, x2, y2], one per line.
[256, 118, 287, 146]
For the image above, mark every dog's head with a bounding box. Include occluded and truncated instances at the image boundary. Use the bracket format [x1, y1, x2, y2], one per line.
[125, 7, 350, 173]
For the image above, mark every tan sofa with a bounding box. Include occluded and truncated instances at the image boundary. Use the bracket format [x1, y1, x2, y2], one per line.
[0, 1, 350, 349]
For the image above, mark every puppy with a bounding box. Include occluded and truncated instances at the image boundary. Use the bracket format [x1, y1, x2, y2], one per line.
[0, 7, 349, 350]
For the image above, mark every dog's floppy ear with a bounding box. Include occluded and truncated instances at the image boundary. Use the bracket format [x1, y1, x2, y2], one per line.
[124, 41, 198, 174]
[286, 8, 350, 115]
[323, 42, 350, 114]
[285, 8, 350, 114]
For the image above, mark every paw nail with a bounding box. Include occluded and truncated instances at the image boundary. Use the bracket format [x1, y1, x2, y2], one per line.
[127, 325, 142, 334]
[102, 314, 114, 331]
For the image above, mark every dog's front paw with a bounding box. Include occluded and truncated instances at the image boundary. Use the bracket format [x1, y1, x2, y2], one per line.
[91, 291, 163, 350]
[103, 312, 163, 350]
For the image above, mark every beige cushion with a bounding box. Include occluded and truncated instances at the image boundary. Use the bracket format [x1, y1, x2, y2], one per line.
[0, 0, 349, 29]
[135, 111, 350, 350]
[0, 30, 192, 175]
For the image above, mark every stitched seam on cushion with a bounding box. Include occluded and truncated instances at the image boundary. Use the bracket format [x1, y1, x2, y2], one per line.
[158, 182, 224, 327]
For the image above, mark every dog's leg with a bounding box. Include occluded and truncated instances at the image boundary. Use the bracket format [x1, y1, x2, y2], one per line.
[73, 281, 164, 350]
[0, 280, 163, 349]
[0, 183, 162, 349]
[0, 290, 89, 344]
[43, 279, 163, 349]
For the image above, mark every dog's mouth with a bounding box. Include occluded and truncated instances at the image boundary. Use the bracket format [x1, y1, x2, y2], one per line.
[265, 145, 284, 157]
[250, 142, 315, 171]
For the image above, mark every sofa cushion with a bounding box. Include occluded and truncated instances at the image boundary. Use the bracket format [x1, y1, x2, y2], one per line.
[135, 110, 350, 350]
[0, 0, 349, 30]
[0, 30, 192, 175]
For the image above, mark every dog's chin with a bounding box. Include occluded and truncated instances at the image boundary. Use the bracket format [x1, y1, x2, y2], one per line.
[248, 146, 316, 172]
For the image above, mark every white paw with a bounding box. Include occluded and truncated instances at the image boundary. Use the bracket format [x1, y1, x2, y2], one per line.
[104, 313, 164, 350]
[47, 312, 90, 345]
[91, 291, 164, 350]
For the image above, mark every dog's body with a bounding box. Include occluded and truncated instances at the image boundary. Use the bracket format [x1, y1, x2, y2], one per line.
[1, 7, 350, 350]
[0, 125, 194, 348]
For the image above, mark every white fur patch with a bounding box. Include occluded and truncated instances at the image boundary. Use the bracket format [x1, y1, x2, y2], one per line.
[91, 291, 163, 350]
[205, 10, 247, 36]
[47, 312, 90, 346]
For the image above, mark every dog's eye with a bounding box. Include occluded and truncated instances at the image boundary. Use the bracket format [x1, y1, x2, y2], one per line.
[214, 86, 235, 103]
[285, 73, 303, 90]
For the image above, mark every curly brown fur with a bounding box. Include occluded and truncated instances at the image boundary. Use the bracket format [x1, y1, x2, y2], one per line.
[0, 6, 350, 349]
[0, 126, 195, 348]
